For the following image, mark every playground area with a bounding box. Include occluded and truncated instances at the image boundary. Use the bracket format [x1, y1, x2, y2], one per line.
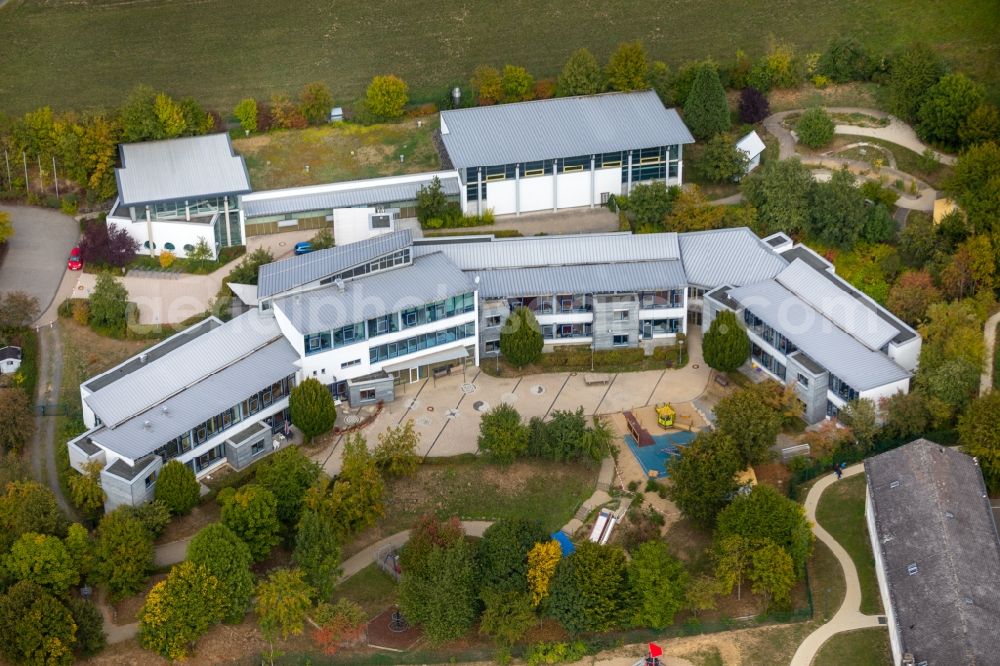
[624, 430, 697, 477]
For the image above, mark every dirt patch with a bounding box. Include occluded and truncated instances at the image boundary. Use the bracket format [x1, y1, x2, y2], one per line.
[61, 319, 151, 381]
[366, 606, 423, 651]
[753, 462, 791, 494]
[157, 501, 221, 544]
[111, 573, 167, 625]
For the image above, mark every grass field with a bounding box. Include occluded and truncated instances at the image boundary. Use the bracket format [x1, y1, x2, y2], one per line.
[0, 1, 997, 115]
[816, 473, 884, 615]
[234, 118, 441, 190]
[813, 628, 892, 665]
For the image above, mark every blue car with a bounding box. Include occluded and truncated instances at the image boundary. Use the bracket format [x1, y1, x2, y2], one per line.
[293, 241, 313, 256]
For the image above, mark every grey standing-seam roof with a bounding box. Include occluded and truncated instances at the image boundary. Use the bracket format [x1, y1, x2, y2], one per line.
[775, 259, 900, 350]
[439, 90, 694, 169]
[116, 133, 251, 206]
[413, 231, 680, 270]
[89, 337, 298, 461]
[273, 252, 473, 334]
[474, 260, 687, 298]
[678, 228, 789, 287]
[0, 346, 21, 361]
[258, 230, 412, 299]
[726, 279, 910, 390]
[865, 440, 1000, 666]
[84, 310, 282, 428]
[241, 174, 461, 219]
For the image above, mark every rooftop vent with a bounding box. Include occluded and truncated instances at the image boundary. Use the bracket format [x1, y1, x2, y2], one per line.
[139, 353, 148, 363]
[143, 420, 152, 431]
[890, 480, 901, 489]
[334, 278, 346, 293]
[161, 406, 169, 415]
[907, 563, 918, 576]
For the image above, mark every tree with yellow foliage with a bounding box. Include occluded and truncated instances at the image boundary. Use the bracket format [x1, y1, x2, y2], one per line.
[527, 540, 561, 607]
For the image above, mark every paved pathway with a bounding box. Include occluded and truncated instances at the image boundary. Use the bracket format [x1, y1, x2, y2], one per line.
[981, 310, 1000, 395]
[0, 204, 79, 318]
[30, 322, 74, 516]
[154, 536, 192, 567]
[790, 464, 883, 666]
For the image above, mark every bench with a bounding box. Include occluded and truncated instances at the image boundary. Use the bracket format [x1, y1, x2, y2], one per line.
[714, 374, 730, 387]
[432, 365, 452, 379]
[583, 373, 612, 386]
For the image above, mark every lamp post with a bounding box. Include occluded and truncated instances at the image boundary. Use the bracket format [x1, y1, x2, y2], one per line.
[678, 338, 685, 366]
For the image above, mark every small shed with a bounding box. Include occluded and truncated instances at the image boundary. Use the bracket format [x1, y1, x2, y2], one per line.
[0, 346, 21, 374]
[736, 130, 766, 175]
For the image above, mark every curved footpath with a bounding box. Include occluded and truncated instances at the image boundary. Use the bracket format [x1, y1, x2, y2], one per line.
[790, 464, 883, 666]
[980, 310, 1000, 396]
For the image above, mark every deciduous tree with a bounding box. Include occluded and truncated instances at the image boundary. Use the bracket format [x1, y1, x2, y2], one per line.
[715, 485, 813, 577]
[0, 480, 65, 553]
[67, 597, 105, 657]
[605, 41, 648, 92]
[500, 64, 534, 103]
[959, 103, 1000, 146]
[918, 73, 985, 149]
[818, 37, 876, 82]
[702, 310, 749, 372]
[741, 157, 814, 235]
[683, 63, 730, 139]
[293, 507, 342, 601]
[187, 523, 256, 623]
[478, 402, 529, 464]
[218, 484, 281, 561]
[887, 43, 946, 123]
[471, 65, 503, 105]
[299, 82, 334, 125]
[887, 270, 940, 325]
[226, 247, 273, 286]
[478, 518, 548, 593]
[946, 141, 1000, 236]
[311, 599, 366, 655]
[234, 98, 258, 135]
[4, 531, 80, 596]
[0, 581, 76, 665]
[879, 391, 931, 440]
[0, 290, 39, 329]
[94, 508, 153, 600]
[666, 429, 742, 526]
[479, 589, 535, 646]
[958, 392, 1000, 490]
[64, 522, 96, 582]
[621, 181, 679, 231]
[255, 445, 322, 528]
[304, 433, 384, 538]
[698, 134, 749, 183]
[527, 540, 561, 607]
[738, 87, 770, 124]
[713, 384, 782, 466]
[139, 561, 226, 660]
[398, 537, 478, 644]
[365, 74, 409, 120]
[0, 211, 12, 245]
[838, 398, 879, 448]
[256, 568, 315, 641]
[0, 388, 34, 454]
[373, 419, 421, 476]
[547, 542, 628, 634]
[664, 186, 726, 232]
[88, 272, 129, 335]
[807, 167, 866, 247]
[627, 540, 688, 629]
[154, 459, 200, 515]
[748, 541, 796, 608]
[500, 307, 543, 368]
[557, 48, 604, 96]
[289, 377, 337, 443]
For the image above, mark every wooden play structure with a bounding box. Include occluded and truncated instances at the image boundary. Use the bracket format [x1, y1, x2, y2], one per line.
[624, 410, 654, 447]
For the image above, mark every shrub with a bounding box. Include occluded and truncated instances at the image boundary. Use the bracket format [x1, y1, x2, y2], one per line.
[478, 403, 529, 464]
[365, 74, 409, 120]
[557, 48, 603, 97]
[605, 41, 648, 91]
[233, 98, 258, 135]
[157, 250, 175, 268]
[71, 300, 90, 325]
[796, 107, 835, 149]
[471, 65, 503, 105]
[818, 37, 876, 83]
[738, 87, 770, 124]
[226, 247, 273, 286]
[299, 81, 334, 125]
[500, 64, 535, 103]
[311, 599, 366, 655]
[310, 228, 334, 250]
[373, 419, 420, 476]
[154, 460, 200, 515]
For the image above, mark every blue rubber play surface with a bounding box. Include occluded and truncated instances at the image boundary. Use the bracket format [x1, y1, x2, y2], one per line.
[624, 430, 696, 476]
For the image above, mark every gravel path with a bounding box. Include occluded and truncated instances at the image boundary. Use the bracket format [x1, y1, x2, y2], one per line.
[30, 322, 74, 516]
[981, 310, 1000, 396]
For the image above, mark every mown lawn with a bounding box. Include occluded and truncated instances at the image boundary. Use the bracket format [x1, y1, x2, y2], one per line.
[234, 118, 441, 190]
[816, 473, 884, 615]
[830, 134, 954, 187]
[333, 564, 398, 616]
[0, 0, 997, 115]
[814, 628, 892, 666]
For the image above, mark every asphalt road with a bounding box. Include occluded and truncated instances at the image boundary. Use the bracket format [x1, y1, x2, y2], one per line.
[0, 204, 79, 320]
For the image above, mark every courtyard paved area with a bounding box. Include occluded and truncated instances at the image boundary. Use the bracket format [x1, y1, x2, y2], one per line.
[314, 330, 712, 476]
[0, 204, 79, 322]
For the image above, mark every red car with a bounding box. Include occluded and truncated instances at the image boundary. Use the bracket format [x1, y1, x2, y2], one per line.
[67, 247, 83, 271]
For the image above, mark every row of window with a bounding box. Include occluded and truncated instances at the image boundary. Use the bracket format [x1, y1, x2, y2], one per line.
[642, 318, 683, 336]
[744, 309, 797, 355]
[541, 323, 592, 339]
[508, 294, 594, 314]
[305, 292, 476, 355]
[143, 241, 199, 253]
[318, 248, 411, 287]
[146, 196, 236, 221]
[829, 374, 859, 402]
[640, 291, 685, 309]
[151, 375, 295, 462]
[369, 322, 477, 363]
[751, 343, 787, 381]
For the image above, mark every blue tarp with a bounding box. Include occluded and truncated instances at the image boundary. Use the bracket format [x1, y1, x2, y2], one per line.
[551, 531, 575, 557]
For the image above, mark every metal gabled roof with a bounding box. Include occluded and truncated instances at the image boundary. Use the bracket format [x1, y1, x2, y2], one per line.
[84, 310, 282, 428]
[726, 279, 910, 391]
[116, 133, 251, 206]
[678, 227, 788, 287]
[736, 130, 766, 158]
[439, 90, 694, 169]
[775, 259, 900, 350]
[272, 252, 473, 334]
[89, 337, 298, 461]
[413, 232, 680, 270]
[473, 260, 687, 298]
[257, 229, 412, 299]
[241, 172, 461, 219]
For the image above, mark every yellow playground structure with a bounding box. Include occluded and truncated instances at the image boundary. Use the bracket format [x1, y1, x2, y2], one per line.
[655, 403, 675, 429]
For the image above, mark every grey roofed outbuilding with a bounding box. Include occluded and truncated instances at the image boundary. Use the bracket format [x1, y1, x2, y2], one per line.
[439, 90, 695, 169]
[273, 252, 473, 334]
[775, 259, 900, 350]
[0, 346, 21, 361]
[474, 260, 687, 299]
[865, 440, 1000, 666]
[258, 229, 412, 299]
[678, 227, 789, 288]
[87, 337, 298, 461]
[115, 133, 251, 206]
[84, 309, 283, 428]
[725, 279, 910, 390]
[413, 231, 680, 270]
[241, 173, 461, 219]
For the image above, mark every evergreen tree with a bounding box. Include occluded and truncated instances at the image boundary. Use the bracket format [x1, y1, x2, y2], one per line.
[702, 310, 749, 372]
[683, 64, 730, 140]
[557, 48, 604, 96]
[289, 377, 337, 442]
[88, 272, 129, 335]
[154, 460, 200, 515]
[499, 307, 543, 367]
[293, 507, 342, 601]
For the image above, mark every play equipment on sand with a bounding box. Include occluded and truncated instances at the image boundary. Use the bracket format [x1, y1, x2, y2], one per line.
[624, 410, 654, 446]
[655, 402, 675, 428]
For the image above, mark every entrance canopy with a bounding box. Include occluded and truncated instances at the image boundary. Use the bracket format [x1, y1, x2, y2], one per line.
[381, 345, 468, 374]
